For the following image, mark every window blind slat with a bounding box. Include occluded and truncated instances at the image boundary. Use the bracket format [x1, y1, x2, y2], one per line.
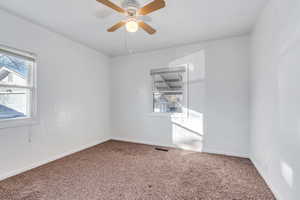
[150, 66, 186, 75]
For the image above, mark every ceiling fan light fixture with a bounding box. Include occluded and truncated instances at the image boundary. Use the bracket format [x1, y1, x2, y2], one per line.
[126, 19, 139, 33]
[97, 0, 164, 34]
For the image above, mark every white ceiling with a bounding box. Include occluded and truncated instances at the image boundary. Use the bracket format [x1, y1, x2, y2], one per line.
[0, 0, 267, 57]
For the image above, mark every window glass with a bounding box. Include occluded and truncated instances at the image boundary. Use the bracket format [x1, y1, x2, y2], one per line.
[153, 92, 183, 113]
[0, 53, 31, 86]
[0, 87, 30, 119]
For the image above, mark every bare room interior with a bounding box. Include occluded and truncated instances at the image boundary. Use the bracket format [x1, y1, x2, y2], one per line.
[0, 0, 299, 199]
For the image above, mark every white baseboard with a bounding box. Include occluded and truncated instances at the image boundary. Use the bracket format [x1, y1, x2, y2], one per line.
[203, 147, 249, 158]
[112, 137, 249, 158]
[111, 137, 175, 148]
[250, 157, 281, 200]
[0, 137, 110, 181]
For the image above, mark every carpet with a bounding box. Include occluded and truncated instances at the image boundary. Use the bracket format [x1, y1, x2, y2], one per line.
[0, 140, 275, 200]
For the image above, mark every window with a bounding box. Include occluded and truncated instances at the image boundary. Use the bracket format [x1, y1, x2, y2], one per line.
[151, 66, 187, 114]
[0, 45, 37, 127]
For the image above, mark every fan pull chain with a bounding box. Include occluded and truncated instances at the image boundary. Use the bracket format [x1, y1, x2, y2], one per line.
[124, 29, 133, 54]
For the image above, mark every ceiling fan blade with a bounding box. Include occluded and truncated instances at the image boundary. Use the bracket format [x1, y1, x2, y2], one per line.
[107, 21, 126, 32]
[96, 0, 125, 13]
[138, 21, 156, 35]
[138, 0, 166, 16]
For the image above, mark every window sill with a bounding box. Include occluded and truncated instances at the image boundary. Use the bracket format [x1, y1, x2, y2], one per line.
[0, 117, 39, 129]
[147, 113, 172, 118]
[147, 112, 187, 118]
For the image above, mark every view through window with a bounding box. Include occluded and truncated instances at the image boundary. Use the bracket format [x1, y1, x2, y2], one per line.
[151, 66, 186, 113]
[0, 47, 35, 120]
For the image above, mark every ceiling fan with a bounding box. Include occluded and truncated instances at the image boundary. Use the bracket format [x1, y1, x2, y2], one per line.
[96, 0, 166, 34]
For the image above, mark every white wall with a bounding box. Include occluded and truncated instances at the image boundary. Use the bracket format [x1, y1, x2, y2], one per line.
[0, 9, 110, 180]
[111, 35, 250, 157]
[250, 0, 300, 199]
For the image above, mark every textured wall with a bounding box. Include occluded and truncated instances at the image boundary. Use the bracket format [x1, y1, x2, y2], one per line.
[250, 0, 300, 199]
[0, 9, 110, 180]
[111, 36, 250, 157]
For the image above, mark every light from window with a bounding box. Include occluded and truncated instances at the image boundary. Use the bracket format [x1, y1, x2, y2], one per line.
[151, 67, 186, 113]
[0, 46, 36, 120]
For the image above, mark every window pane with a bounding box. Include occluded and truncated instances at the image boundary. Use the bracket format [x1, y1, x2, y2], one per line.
[0, 87, 30, 119]
[151, 67, 186, 113]
[0, 53, 32, 86]
[153, 92, 183, 113]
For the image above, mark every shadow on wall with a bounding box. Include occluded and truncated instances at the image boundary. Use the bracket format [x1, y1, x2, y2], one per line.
[168, 50, 206, 152]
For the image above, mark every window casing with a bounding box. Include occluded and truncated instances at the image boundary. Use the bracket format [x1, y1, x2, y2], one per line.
[0, 45, 37, 128]
[151, 66, 187, 115]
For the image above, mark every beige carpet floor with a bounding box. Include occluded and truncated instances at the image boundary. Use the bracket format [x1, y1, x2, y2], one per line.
[0, 140, 275, 200]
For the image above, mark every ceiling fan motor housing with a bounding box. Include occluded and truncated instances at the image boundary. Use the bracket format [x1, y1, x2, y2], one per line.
[122, 0, 140, 17]
[122, 0, 140, 9]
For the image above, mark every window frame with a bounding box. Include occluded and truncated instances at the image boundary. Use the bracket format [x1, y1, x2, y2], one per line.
[150, 64, 189, 117]
[0, 44, 38, 129]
